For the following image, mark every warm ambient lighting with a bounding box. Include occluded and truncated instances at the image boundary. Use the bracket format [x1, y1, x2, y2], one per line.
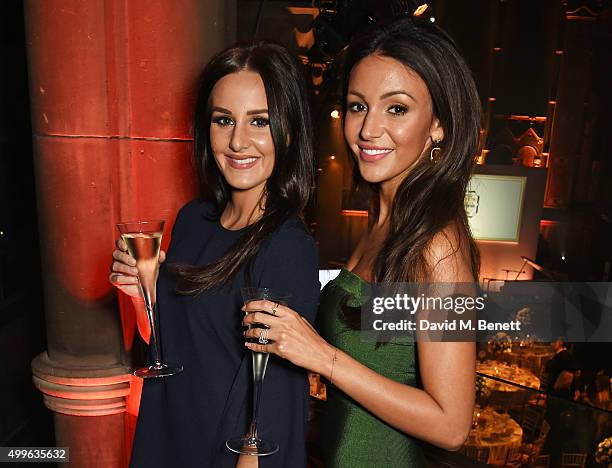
[330, 109, 340, 119]
[413, 4, 429, 16]
[329, 155, 336, 160]
[475, 149, 489, 165]
[342, 210, 368, 217]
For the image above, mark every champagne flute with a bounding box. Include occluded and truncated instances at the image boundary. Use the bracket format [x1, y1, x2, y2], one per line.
[116, 220, 183, 378]
[226, 287, 290, 456]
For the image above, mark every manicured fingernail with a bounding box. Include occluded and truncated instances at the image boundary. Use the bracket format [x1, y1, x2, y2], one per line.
[245, 342, 251, 348]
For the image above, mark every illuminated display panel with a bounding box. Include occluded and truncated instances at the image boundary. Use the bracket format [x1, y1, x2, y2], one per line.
[466, 174, 527, 242]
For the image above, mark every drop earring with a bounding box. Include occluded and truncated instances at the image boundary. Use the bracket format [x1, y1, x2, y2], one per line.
[430, 138, 442, 163]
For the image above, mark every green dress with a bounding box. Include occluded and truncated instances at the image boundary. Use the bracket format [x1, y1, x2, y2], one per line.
[316, 268, 426, 468]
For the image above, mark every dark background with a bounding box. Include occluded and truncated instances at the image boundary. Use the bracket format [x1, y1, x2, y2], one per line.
[0, 0, 52, 449]
[1, 0, 611, 450]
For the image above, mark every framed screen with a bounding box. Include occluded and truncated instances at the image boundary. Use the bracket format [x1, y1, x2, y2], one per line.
[466, 174, 527, 242]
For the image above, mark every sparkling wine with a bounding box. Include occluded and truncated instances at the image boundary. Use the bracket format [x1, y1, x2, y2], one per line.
[117, 220, 182, 379]
[121, 232, 162, 305]
[252, 350, 270, 382]
[247, 299, 287, 382]
[249, 323, 271, 382]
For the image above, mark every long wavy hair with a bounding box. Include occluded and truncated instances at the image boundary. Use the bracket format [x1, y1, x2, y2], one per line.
[344, 17, 481, 283]
[173, 42, 314, 294]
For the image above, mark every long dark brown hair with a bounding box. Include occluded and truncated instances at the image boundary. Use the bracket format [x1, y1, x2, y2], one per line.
[173, 42, 314, 294]
[344, 17, 481, 283]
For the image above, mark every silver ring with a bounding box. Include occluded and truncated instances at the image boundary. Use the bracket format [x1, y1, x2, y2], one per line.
[258, 328, 269, 344]
[272, 302, 279, 316]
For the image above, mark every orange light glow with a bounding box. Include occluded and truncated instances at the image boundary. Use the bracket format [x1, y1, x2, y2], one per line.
[539, 220, 558, 227]
[341, 210, 368, 217]
[413, 4, 429, 17]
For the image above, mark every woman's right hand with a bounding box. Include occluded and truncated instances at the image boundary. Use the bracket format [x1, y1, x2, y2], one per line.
[109, 238, 166, 297]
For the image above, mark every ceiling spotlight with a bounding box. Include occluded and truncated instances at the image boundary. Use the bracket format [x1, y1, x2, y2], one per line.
[413, 3, 429, 16]
[429, 16, 435, 22]
[329, 155, 336, 160]
[330, 109, 341, 119]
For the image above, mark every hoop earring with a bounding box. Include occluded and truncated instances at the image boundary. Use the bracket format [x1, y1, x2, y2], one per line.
[430, 138, 442, 163]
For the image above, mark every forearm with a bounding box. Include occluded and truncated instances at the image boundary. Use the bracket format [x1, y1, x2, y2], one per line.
[243, 302, 474, 451]
[316, 343, 473, 451]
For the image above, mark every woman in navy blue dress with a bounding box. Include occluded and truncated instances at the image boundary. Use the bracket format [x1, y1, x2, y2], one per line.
[110, 42, 319, 468]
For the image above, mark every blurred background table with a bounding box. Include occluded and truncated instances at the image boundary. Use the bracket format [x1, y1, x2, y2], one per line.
[464, 405, 523, 466]
[497, 343, 555, 376]
[478, 360, 540, 392]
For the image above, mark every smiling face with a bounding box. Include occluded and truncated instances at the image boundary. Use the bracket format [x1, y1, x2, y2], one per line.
[209, 70, 275, 195]
[344, 54, 444, 192]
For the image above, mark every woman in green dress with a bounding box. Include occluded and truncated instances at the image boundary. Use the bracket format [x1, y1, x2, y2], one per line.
[243, 17, 481, 467]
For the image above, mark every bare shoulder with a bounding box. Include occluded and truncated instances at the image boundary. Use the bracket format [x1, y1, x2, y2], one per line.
[425, 223, 475, 282]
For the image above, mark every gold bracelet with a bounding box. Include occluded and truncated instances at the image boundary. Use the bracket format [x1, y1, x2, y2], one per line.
[329, 348, 338, 386]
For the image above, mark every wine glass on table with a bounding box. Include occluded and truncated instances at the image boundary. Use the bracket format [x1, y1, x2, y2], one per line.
[226, 287, 290, 457]
[116, 220, 183, 378]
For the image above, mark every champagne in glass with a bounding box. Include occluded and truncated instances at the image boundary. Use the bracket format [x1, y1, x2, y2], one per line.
[116, 220, 183, 378]
[226, 287, 290, 457]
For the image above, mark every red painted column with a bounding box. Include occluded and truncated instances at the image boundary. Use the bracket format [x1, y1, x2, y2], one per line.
[23, 1, 235, 466]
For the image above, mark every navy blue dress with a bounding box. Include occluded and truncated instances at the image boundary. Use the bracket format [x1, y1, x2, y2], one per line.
[130, 199, 320, 468]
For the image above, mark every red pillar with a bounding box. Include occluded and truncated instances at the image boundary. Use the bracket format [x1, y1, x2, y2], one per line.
[24, 1, 235, 466]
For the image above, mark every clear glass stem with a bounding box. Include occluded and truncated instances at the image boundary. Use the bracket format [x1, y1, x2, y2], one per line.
[140, 280, 162, 368]
[249, 351, 269, 442]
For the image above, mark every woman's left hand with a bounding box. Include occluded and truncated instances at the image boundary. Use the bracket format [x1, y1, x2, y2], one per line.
[242, 300, 334, 376]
